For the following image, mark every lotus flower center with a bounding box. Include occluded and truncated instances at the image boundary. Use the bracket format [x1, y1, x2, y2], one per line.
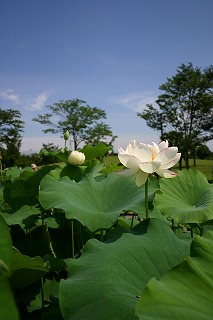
[152, 154, 155, 160]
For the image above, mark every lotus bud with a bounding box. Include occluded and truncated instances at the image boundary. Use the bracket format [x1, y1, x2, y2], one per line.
[64, 130, 70, 141]
[68, 150, 85, 166]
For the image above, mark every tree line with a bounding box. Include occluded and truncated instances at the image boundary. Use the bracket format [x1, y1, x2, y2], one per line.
[0, 62, 213, 168]
[137, 62, 213, 168]
[0, 99, 117, 168]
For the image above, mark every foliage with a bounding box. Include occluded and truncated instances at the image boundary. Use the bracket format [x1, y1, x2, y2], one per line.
[137, 62, 213, 168]
[0, 142, 213, 319]
[82, 142, 110, 160]
[82, 122, 117, 148]
[15, 144, 63, 169]
[0, 215, 19, 320]
[39, 143, 61, 165]
[39, 173, 158, 232]
[196, 144, 212, 159]
[154, 169, 213, 223]
[32, 99, 117, 150]
[60, 219, 190, 320]
[0, 108, 25, 168]
[135, 230, 213, 320]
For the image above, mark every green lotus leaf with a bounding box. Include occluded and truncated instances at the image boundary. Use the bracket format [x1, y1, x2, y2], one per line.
[0, 215, 12, 275]
[102, 162, 121, 174]
[83, 159, 106, 177]
[27, 279, 63, 318]
[61, 164, 84, 182]
[0, 276, 19, 320]
[43, 254, 66, 273]
[0, 215, 19, 320]
[4, 166, 32, 181]
[59, 219, 190, 320]
[82, 143, 109, 160]
[48, 164, 65, 180]
[10, 247, 50, 289]
[1, 205, 41, 229]
[3, 165, 58, 212]
[60, 160, 105, 182]
[154, 169, 213, 224]
[40, 148, 70, 163]
[39, 173, 158, 232]
[135, 230, 213, 320]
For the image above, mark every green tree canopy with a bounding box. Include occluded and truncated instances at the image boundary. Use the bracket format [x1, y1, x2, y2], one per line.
[32, 99, 117, 150]
[196, 144, 212, 159]
[82, 122, 117, 148]
[137, 63, 213, 168]
[0, 108, 25, 168]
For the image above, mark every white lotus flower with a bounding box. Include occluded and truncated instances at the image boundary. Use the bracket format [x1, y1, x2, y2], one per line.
[68, 150, 85, 166]
[118, 140, 181, 187]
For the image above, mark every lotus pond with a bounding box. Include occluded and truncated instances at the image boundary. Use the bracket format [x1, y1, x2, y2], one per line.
[0, 142, 213, 320]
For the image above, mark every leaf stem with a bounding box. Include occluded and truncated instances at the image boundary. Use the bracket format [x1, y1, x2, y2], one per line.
[45, 223, 56, 258]
[131, 213, 135, 229]
[172, 219, 175, 232]
[190, 226, 193, 238]
[145, 178, 149, 219]
[78, 221, 84, 251]
[100, 230, 104, 242]
[41, 277, 44, 310]
[0, 158, 3, 182]
[71, 220, 75, 258]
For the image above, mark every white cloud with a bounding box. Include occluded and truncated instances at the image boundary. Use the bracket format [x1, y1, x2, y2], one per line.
[27, 92, 49, 111]
[0, 89, 19, 102]
[108, 91, 158, 112]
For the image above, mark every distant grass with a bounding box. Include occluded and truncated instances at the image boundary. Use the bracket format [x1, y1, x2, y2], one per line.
[104, 156, 213, 182]
[178, 159, 213, 182]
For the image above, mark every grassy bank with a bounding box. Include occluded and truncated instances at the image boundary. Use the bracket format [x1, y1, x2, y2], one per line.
[104, 156, 213, 181]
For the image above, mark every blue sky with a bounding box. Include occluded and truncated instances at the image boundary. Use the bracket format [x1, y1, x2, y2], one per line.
[0, 0, 213, 152]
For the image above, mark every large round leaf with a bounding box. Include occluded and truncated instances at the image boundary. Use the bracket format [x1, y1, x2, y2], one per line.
[82, 143, 109, 160]
[0, 276, 19, 320]
[3, 165, 58, 212]
[0, 216, 19, 320]
[135, 230, 213, 320]
[39, 173, 158, 232]
[10, 247, 50, 289]
[1, 205, 41, 229]
[59, 219, 190, 320]
[155, 169, 213, 224]
[0, 215, 12, 272]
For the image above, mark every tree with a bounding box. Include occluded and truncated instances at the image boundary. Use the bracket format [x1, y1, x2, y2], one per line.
[137, 63, 213, 168]
[40, 142, 61, 165]
[196, 145, 212, 159]
[82, 122, 117, 148]
[32, 99, 117, 150]
[0, 108, 25, 168]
